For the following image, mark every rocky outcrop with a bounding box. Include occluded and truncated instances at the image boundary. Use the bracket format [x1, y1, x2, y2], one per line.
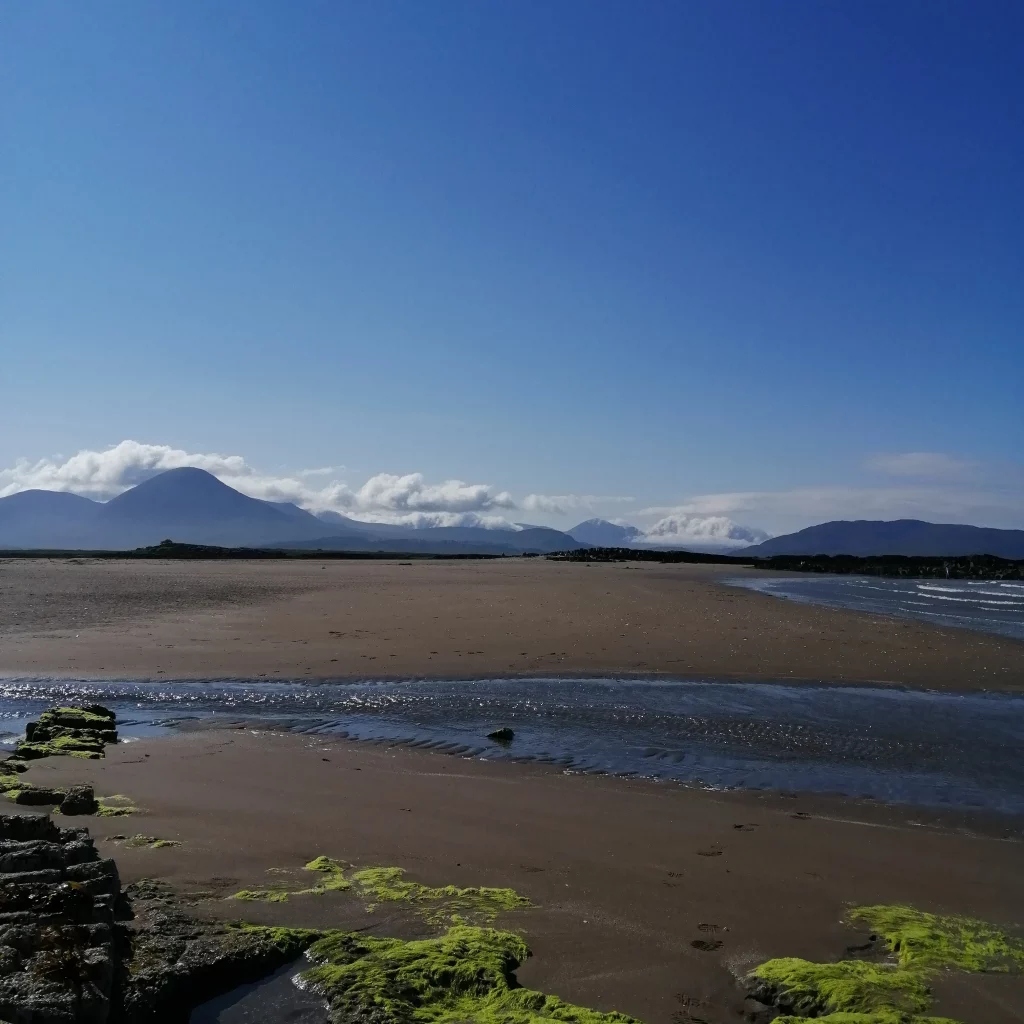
[0, 814, 122, 1024]
[121, 882, 314, 1022]
[0, 814, 319, 1023]
[13, 706, 118, 762]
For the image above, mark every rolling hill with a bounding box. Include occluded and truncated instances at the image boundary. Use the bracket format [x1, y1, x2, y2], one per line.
[743, 519, 1024, 559]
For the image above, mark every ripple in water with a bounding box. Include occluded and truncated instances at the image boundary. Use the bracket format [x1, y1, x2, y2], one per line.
[727, 575, 1024, 641]
[1, 677, 1022, 814]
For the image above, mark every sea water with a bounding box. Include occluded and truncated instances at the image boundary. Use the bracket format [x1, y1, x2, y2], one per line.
[728, 575, 1024, 641]
[2, 676, 1022, 814]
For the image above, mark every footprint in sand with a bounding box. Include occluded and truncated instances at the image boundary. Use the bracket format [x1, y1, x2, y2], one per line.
[690, 938, 723, 952]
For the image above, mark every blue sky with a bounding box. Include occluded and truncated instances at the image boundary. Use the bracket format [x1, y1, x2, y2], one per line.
[2, 2, 1022, 539]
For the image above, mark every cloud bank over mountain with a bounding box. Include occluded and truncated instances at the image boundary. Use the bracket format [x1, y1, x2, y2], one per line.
[4, 442, 1020, 542]
[633, 513, 768, 549]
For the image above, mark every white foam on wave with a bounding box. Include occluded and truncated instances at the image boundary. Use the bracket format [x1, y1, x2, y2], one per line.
[917, 592, 1024, 607]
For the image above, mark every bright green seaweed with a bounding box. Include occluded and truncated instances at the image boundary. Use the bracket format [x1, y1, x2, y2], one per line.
[300, 925, 637, 1024]
[230, 857, 351, 903]
[229, 860, 529, 925]
[351, 866, 531, 924]
[97, 794, 140, 816]
[749, 958, 932, 1020]
[749, 903, 1024, 1024]
[849, 904, 1024, 973]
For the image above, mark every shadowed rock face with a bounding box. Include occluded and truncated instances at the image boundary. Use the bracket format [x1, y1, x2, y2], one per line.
[0, 815, 320, 1024]
[0, 815, 121, 1024]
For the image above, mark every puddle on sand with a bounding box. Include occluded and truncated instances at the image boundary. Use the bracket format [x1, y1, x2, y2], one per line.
[189, 961, 325, 1024]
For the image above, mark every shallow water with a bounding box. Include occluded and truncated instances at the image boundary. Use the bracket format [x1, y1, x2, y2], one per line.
[189, 961, 326, 1024]
[728, 575, 1024, 641]
[2, 676, 1023, 814]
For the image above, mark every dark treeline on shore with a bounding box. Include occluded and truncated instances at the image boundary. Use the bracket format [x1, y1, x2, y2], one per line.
[550, 547, 1024, 579]
[0, 540, 501, 561]
[549, 547, 746, 566]
[1, 540, 1023, 579]
[757, 553, 1024, 579]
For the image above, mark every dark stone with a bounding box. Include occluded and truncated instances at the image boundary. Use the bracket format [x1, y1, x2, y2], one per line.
[60, 786, 99, 816]
[487, 727, 515, 744]
[0, 815, 119, 1024]
[13, 705, 119, 763]
[0, 815, 318, 1024]
[12, 787, 65, 806]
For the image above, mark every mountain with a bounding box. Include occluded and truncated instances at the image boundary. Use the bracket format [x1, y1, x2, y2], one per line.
[0, 489, 101, 548]
[0, 469, 355, 550]
[568, 518, 642, 546]
[94, 468, 348, 548]
[743, 519, 1024, 559]
[0, 469, 586, 553]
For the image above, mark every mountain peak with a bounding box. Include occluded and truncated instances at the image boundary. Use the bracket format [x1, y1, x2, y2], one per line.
[567, 519, 641, 546]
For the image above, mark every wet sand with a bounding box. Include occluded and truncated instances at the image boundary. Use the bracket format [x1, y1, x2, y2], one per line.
[1, 557, 1022, 688]
[21, 729, 1024, 1024]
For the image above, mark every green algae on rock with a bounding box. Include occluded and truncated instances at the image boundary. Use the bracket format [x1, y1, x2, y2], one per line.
[10, 703, 118, 762]
[230, 924, 325, 957]
[300, 925, 638, 1024]
[848, 904, 1024, 973]
[748, 958, 934, 1021]
[97, 793, 140, 816]
[109, 834, 182, 850]
[352, 866, 531, 924]
[305, 855, 352, 893]
[748, 902, 1024, 1024]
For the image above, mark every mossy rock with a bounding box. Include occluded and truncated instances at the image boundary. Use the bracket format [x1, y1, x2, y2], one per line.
[300, 925, 639, 1024]
[16, 704, 117, 761]
[748, 958, 932, 1019]
[97, 795, 139, 817]
[849, 904, 1024, 973]
[11, 786, 66, 806]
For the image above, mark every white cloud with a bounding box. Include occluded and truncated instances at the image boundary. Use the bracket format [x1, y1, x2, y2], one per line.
[864, 452, 974, 478]
[632, 513, 768, 550]
[0, 441, 250, 499]
[351, 511, 519, 530]
[0, 442, 516, 524]
[521, 493, 634, 516]
[350, 473, 514, 514]
[643, 478, 1024, 535]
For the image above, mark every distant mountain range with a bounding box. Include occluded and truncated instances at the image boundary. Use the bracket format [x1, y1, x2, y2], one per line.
[742, 519, 1024, 559]
[2, 475, 1023, 558]
[0, 468, 586, 555]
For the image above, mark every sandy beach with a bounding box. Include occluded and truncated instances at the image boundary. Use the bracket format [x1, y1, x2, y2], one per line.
[16, 728, 1024, 1024]
[1, 557, 1021, 688]
[3, 556, 1024, 1022]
